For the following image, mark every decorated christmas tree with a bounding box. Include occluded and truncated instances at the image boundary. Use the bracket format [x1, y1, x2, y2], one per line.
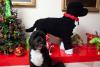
[0, 0, 26, 56]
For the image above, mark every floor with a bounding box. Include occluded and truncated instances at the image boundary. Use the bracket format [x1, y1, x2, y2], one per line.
[1, 61, 100, 67]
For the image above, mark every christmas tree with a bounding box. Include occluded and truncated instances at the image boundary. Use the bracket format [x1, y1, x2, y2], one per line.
[0, 0, 26, 56]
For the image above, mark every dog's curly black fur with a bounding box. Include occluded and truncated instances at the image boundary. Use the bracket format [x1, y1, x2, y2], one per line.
[27, 2, 88, 50]
[29, 30, 65, 67]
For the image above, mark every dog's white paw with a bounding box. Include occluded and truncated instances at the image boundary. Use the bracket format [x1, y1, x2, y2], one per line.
[65, 49, 73, 55]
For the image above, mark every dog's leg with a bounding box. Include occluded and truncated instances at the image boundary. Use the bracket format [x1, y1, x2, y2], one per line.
[62, 38, 73, 54]
[30, 61, 38, 67]
[53, 62, 65, 67]
[41, 47, 52, 67]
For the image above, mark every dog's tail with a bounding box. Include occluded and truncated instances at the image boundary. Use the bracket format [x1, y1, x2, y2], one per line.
[26, 22, 37, 32]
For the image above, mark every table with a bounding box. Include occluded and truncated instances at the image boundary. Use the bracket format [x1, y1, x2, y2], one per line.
[0, 45, 100, 66]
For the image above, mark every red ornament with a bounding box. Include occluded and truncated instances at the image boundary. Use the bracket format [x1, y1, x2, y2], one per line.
[0, 18, 4, 22]
[12, 15, 17, 19]
[86, 33, 95, 43]
[14, 45, 24, 57]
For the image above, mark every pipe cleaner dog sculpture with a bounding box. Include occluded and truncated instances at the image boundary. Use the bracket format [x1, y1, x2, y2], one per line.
[26, 2, 88, 54]
[29, 30, 65, 67]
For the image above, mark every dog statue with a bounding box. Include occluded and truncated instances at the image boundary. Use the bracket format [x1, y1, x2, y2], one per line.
[29, 30, 65, 67]
[26, 2, 88, 54]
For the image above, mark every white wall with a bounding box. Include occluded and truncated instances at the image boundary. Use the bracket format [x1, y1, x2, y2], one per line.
[13, 0, 100, 43]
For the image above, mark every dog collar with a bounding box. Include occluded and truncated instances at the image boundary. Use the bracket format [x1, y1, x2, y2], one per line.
[64, 13, 79, 25]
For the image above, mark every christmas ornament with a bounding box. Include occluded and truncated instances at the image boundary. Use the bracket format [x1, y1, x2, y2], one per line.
[0, 16, 4, 22]
[3, 45, 10, 55]
[0, 46, 3, 54]
[14, 44, 24, 56]
[86, 32, 99, 44]
[8, 42, 14, 53]
[89, 37, 100, 50]
[0, 50, 3, 54]
[86, 33, 95, 43]
[0, 26, 3, 38]
[4, 0, 12, 17]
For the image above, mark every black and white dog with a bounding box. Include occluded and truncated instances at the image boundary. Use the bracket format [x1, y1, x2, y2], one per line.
[29, 30, 65, 67]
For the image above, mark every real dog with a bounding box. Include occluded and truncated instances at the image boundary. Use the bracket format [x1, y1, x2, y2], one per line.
[29, 30, 65, 67]
[27, 2, 88, 51]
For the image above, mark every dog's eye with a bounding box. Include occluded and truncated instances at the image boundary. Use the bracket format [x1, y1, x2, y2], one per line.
[37, 39, 42, 42]
[32, 36, 46, 45]
[39, 42, 43, 45]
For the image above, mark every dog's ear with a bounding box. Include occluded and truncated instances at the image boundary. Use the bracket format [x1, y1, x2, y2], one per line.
[67, 2, 88, 17]
[29, 30, 46, 48]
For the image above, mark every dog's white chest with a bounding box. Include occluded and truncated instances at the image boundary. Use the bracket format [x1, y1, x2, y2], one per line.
[30, 49, 44, 66]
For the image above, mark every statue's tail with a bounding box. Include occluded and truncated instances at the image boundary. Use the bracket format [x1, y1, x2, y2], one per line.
[26, 23, 36, 32]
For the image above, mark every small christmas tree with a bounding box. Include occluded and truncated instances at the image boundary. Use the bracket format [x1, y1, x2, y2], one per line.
[0, 0, 26, 56]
